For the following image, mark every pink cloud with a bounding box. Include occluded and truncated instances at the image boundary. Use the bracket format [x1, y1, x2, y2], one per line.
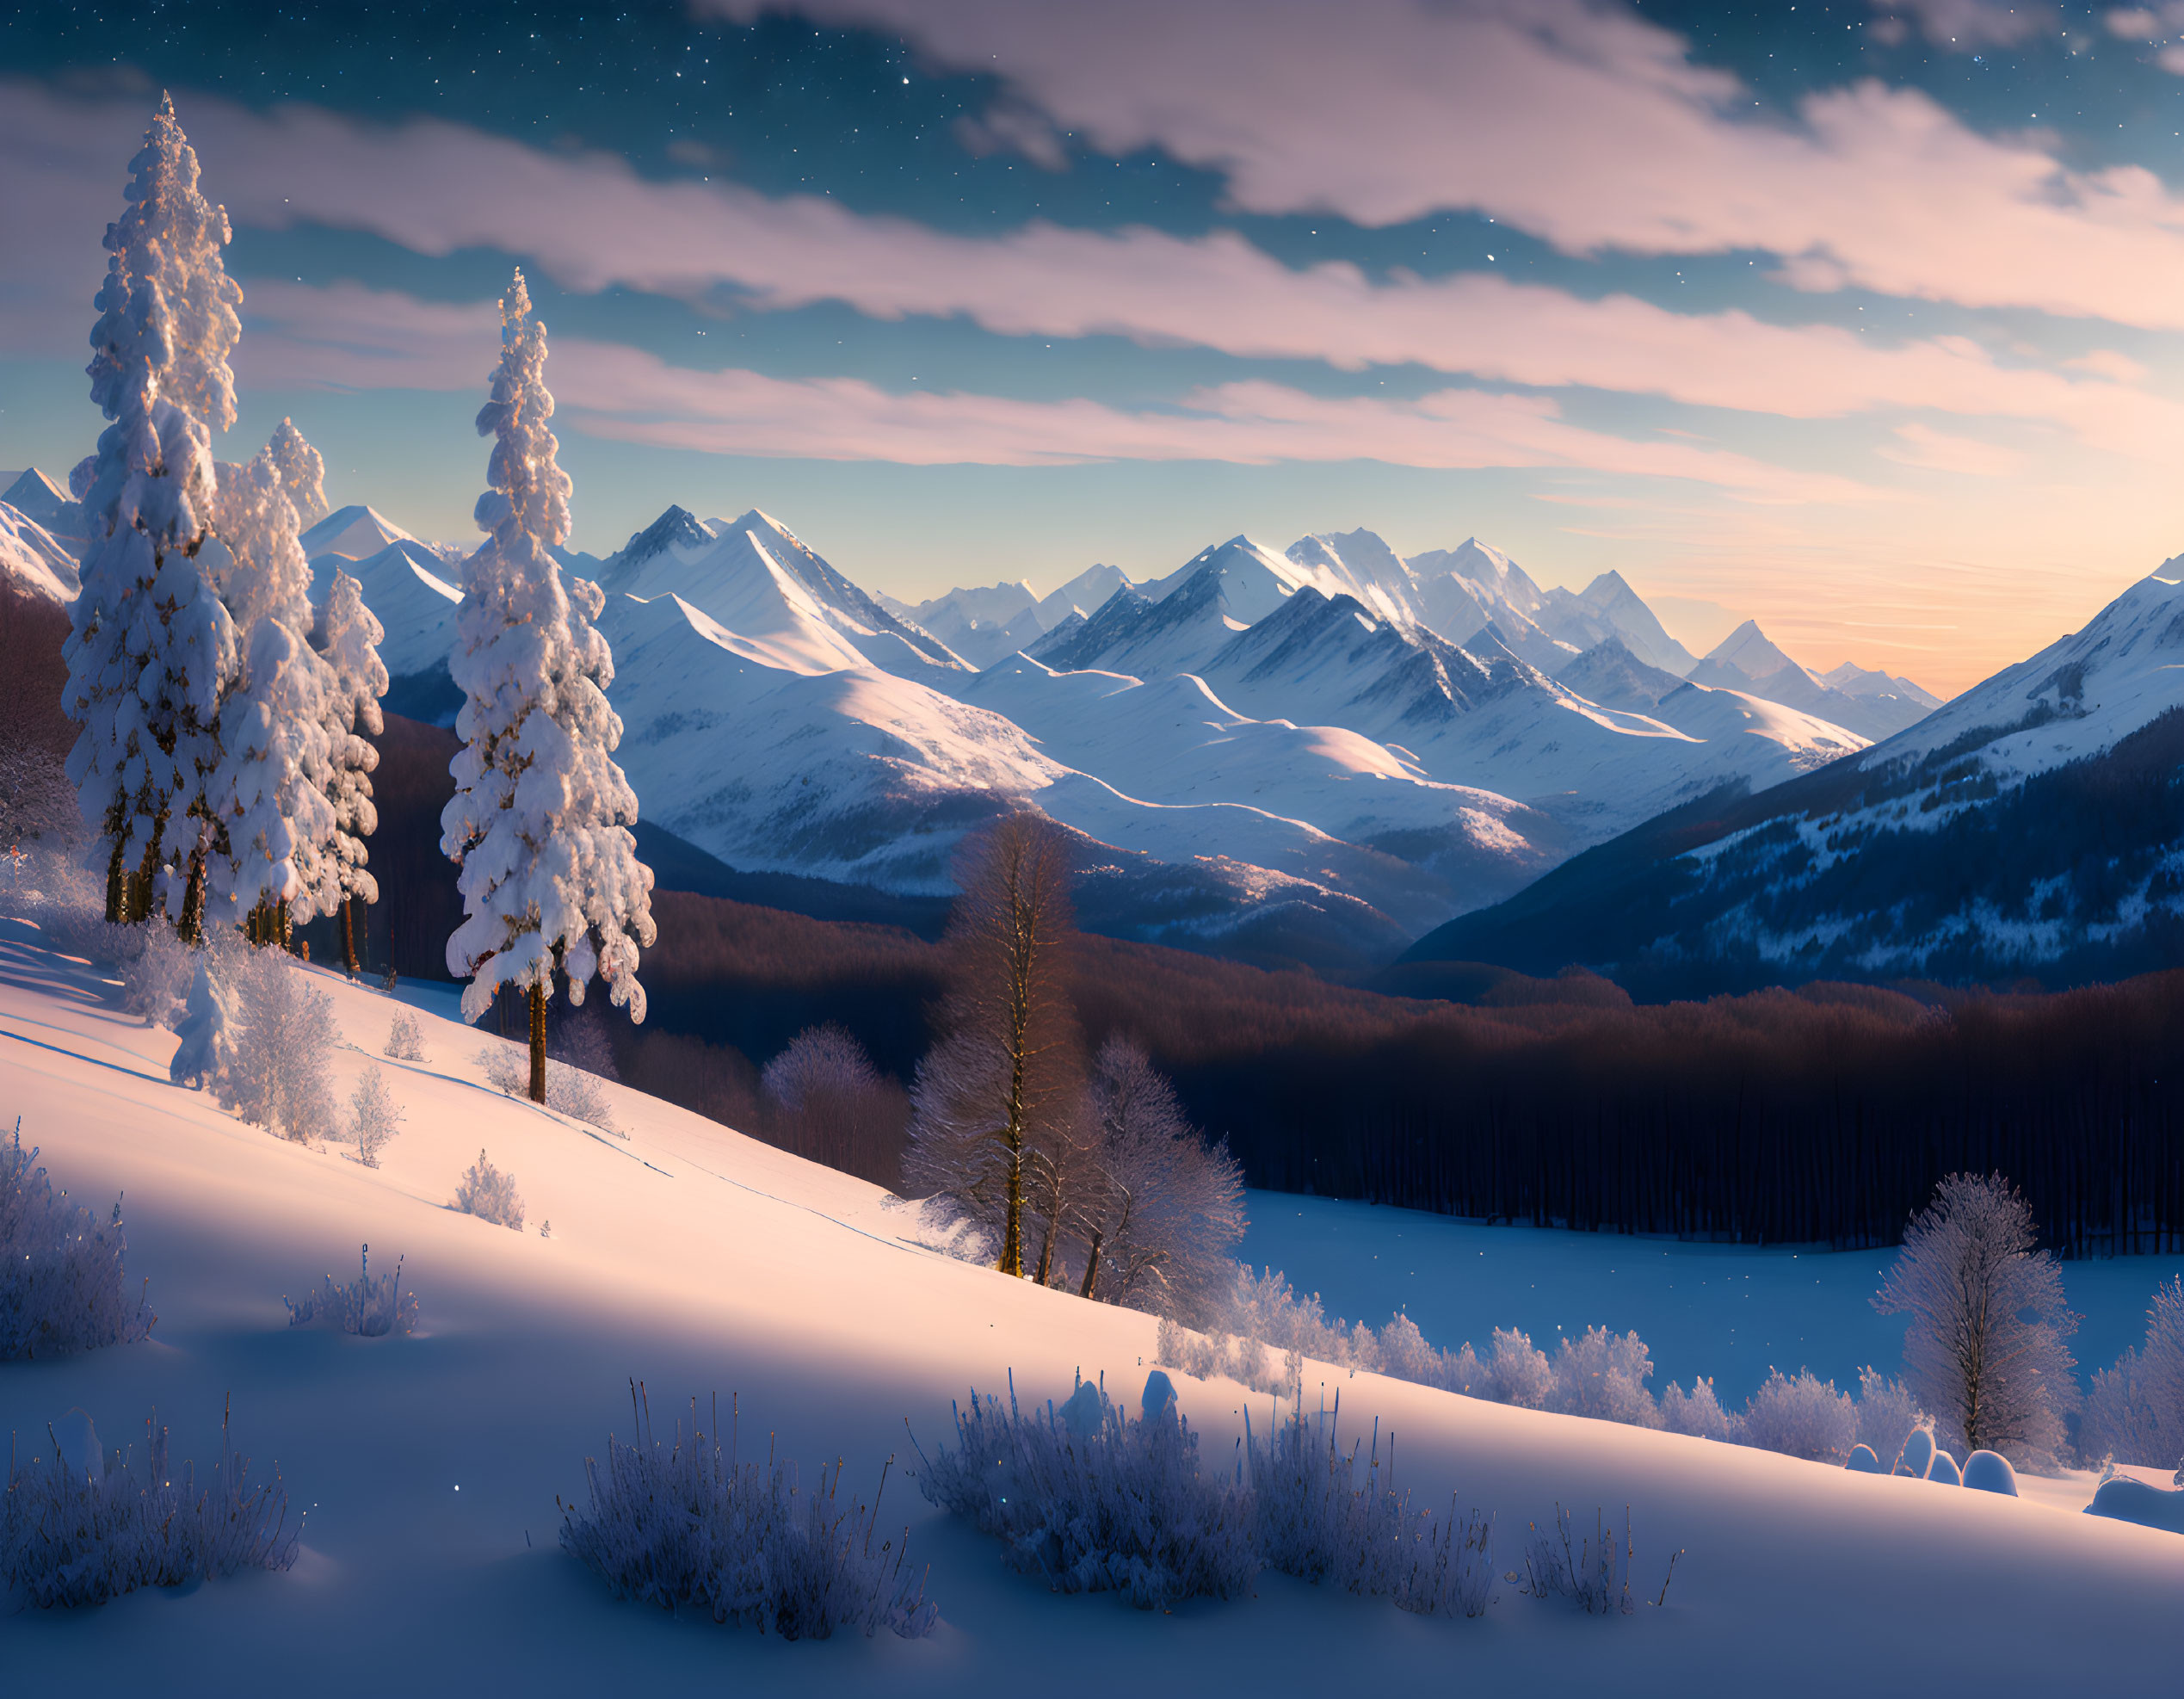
[235, 279, 1872, 497]
[704, 0, 2184, 326]
[4, 79, 2175, 460]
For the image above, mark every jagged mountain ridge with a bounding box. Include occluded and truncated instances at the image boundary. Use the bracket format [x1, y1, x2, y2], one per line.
[1402, 559, 2184, 994]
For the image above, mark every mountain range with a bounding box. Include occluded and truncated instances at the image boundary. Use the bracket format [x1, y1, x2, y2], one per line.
[0, 464, 1965, 972]
[1404, 558, 2184, 994]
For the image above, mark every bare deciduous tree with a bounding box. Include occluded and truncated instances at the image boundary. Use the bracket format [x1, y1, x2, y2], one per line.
[906, 813, 1083, 1277]
[1874, 1171, 2079, 1467]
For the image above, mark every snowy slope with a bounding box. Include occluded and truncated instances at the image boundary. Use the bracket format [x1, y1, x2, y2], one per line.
[1, 467, 83, 542]
[0, 500, 80, 602]
[597, 593, 1529, 926]
[308, 541, 462, 679]
[1, 924, 2178, 1696]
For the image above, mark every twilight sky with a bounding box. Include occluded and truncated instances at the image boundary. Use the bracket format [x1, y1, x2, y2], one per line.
[6, 2, 2184, 693]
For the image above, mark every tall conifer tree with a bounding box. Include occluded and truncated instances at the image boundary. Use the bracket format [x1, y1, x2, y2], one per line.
[441, 271, 655, 1103]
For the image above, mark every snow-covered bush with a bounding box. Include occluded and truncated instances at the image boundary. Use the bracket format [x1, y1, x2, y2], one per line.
[2079, 1277, 2184, 1476]
[284, 1244, 416, 1336]
[1548, 1327, 1660, 1427]
[1741, 1369, 1858, 1465]
[120, 923, 195, 1028]
[1, 1121, 154, 1359]
[1248, 1399, 1496, 1619]
[1854, 1368, 1928, 1472]
[1515, 1505, 1671, 1616]
[349, 1066, 403, 1168]
[223, 950, 337, 1140]
[559, 1386, 935, 1639]
[1450, 1328, 1555, 1409]
[1659, 1378, 1741, 1442]
[382, 1010, 426, 1062]
[168, 953, 238, 1091]
[0, 1404, 299, 1608]
[453, 1148, 524, 1231]
[915, 1374, 1256, 1610]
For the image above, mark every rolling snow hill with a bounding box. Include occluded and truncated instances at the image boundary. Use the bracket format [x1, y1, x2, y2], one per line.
[1, 920, 2178, 1696]
[1404, 557, 2184, 993]
[0, 500, 79, 602]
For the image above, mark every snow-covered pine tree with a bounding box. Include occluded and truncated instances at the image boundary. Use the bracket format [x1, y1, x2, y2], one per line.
[441, 271, 655, 1103]
[207, 448, 335, 945]
[264, 418, 330, 528]
[63, 95, 238, 924]
[314, 568, 386, 973]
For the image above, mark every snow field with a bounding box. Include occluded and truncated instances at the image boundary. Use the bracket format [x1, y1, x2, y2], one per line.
[2, 921, 2181, 1695]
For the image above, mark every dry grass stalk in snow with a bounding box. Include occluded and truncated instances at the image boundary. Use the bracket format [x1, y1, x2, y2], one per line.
[0, 1120, 153, 1360]
[1, 1403, 299, 1609]
[914, 1372, 1255, 1610]
[284, 1244, 417, 1337]
[558, 1384, 936, 1640]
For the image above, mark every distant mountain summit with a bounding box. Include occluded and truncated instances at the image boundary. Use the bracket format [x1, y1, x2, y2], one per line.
[1404, 557, 2184, 993]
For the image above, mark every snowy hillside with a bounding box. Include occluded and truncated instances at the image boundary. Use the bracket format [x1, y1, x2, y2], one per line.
[1409, 559, 2184, 992]
[2, 921, 2178, 1695]
[0, 501, 78, 602]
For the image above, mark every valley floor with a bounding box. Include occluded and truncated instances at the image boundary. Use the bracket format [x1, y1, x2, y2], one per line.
[1, 917, 2178, 1696]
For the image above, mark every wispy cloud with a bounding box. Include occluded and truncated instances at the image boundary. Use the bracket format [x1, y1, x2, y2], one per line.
[238, 279, 1874, 496]
[706, 0, 2184, 326]
[3, 78, 2173, 461]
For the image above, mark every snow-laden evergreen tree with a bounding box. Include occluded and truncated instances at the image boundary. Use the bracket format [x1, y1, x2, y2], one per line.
[312, 568, 386, 973]
[206, 448, 335, 944]
[168, 954, 238, 1091]
[264, 417, 330, 528]
[441, 270, 655, 1103]
[62, 96, 239, 924]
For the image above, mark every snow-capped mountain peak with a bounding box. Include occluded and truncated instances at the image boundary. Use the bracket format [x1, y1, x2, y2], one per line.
[0, 499, 79, 602]
[299, 504, 423, 563]
[614, 504, 717, 565]
[1700, 620, 1815, 688]
[2, 466, 77, 532]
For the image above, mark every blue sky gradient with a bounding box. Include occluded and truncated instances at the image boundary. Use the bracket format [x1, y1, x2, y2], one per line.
[7, 1, 2184, 690]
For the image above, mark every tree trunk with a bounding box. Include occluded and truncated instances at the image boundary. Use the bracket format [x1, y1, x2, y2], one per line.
[528, 982, 547, 1105]
[178, 847, 207, 946]
[998, 1141, 1023, 1277]
[103, 832, 126, 924]
[341, 896, 358, 976]
[1078, 1227, 1102, 1301]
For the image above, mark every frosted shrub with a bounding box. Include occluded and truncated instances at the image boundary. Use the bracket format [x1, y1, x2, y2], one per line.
[1854, 1368, 1928, 1471]
[1226, 1266, 1353, 1366]
[1478, 1328, 1554, 1409]
[1742, 1369, 1858, 1465]
[382, 1010, 426, 1062]
[2080, 1277, 2184, 1475]
[285, 1245, 416, 1337]
[560, 1386, 935, 1639]
[1515, 1505, 1674, 1616]
[1248, 1398, 1496, 1619]
[349, 1065, 404, 1168]
[120, 924, 195, 1029]
[1549, 1327, 1660, 1427]
[453, 1148, 525, 1231]
[1, 1405, 300, 1609]
[478, 1044, 621, 1137]
[1, 1121, 154, 1360]
[223, 951, 337, 1140]
[915, 1375, 1256, 1610]
[1659, 1379, 1741, 1442]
